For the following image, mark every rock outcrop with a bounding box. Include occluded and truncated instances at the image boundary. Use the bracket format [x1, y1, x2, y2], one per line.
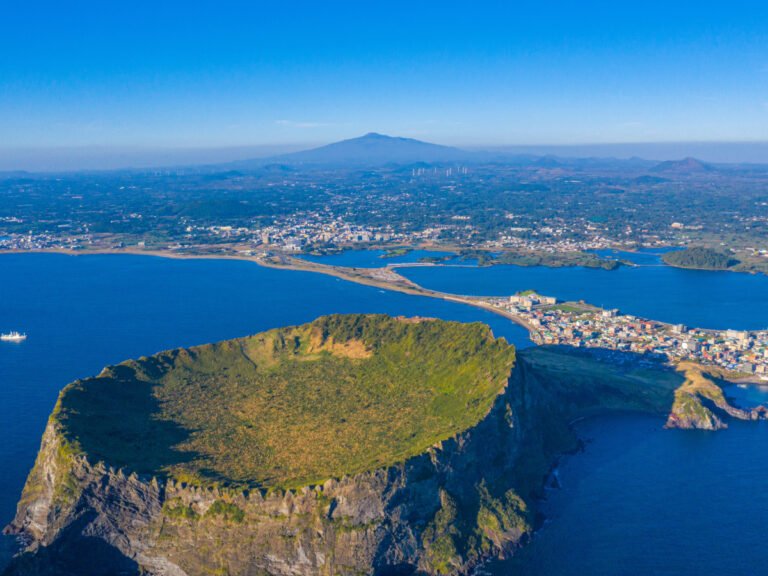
[664, 362, 766, 430]
[5, 356, 531, 576]
[5, 333, 740, 576]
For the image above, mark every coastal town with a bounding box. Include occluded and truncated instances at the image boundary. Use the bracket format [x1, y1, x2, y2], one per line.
[494, 291, 768, 379]
[2, 218, 767, 381]
[232, 211, 620, 255]
[0, 211, 622, 256]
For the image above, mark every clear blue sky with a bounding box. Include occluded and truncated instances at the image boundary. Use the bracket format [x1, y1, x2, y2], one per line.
[1, 0, 767, 154]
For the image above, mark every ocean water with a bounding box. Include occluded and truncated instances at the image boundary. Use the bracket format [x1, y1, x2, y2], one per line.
[500, 415, 768, 576]
[2, 252, 768, 575]
[0, 253, 530, 566]
[395, 250, 768, 330]
[301, 248, 462, 268]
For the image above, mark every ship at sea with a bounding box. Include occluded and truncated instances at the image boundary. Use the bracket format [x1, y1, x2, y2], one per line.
[1, 331, 27, 342]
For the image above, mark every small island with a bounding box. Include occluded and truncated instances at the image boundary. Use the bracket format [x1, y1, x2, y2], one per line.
[491, 250, 623, 270]
[420, 248, 624, 269]
[662, 246, 740, 270]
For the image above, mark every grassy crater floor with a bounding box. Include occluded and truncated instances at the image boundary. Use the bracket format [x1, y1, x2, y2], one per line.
[52, 314, 516, 489]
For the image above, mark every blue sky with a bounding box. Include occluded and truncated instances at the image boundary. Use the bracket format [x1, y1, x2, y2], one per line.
[1, 0, 767, 156]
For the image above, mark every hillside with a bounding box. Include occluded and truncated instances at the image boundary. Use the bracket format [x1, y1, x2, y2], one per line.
[662, 247, 739, 270]
[651, 157, 714, 173]
[48, 314, 515, 489]
[7, 319, 751, 576]
[270, 132, 471, 165]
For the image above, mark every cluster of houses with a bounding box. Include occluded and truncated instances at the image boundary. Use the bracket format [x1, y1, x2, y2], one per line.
[257, 216, 401, 252]
[186, 214, 408, 252]
[0, 232, 87, 251]
[487, 229, 615, 253]
[250, 215, 470, 253]
[499, 292, 768, 378]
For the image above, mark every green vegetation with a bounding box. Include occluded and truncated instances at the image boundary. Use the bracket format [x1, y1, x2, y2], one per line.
[494, 250, 622, 270]
[450, 249, 622, 269]
[205, 500, 246, 523]
[418, 254, 455, 264]
[380, 247, 411, 258]
[419, 482, 532, 573]
[511, 346, 681, 497]
[519, 347, 680, 412]
[47, 441, 82, 513]
[665, 362, 740, 429]
[422, 490, 462, 575]
[163, 499, 200, 521]
[52, 314, 515, 489]
[475, 483, 530, 548]
[547, 303, 591, 314]
[456, 250, 496, 266]
[662, 247, 739, 270]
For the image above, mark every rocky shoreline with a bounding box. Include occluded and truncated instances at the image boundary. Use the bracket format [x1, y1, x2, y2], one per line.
[4, 341, 761, 575]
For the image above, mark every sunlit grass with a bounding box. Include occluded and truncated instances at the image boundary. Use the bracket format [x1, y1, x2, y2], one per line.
[53, 314, 516, 489]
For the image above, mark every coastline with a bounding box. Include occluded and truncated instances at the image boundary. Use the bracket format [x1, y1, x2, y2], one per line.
[2, 247, 765, 386]
[3, 248, 768, 574]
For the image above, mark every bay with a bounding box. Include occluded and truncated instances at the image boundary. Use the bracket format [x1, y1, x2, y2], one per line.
[301, 248, 462, 268]
[395, 250, 768, 330]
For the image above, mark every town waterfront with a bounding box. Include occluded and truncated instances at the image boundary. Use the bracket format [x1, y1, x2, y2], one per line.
[3, 252, 768, 574]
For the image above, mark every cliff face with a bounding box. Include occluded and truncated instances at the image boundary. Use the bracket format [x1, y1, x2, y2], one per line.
[5, 361, 532, 576]
[664, 363, 766, 431]
[4, 346, 720, 576]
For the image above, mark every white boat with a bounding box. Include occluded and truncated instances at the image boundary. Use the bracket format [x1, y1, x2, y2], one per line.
[1, 331, 27, 342]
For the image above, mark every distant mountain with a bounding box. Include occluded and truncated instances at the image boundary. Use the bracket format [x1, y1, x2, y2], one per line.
[650, 157, 714, 173]
[269, 132, 472, 165]
[213, 139, 736, 174]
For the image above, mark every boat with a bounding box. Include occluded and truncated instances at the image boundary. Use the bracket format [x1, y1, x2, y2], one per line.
[1, 331, 27, 342]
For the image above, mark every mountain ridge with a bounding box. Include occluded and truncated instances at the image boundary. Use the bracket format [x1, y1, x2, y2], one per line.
[263, 132, 472, 165]
[651, 156, 714, 173]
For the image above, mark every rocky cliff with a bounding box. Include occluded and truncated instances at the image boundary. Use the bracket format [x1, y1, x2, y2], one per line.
[5, 362, 529, 575]
[3, 326, 745, 576]
[664, 362, 767, 430]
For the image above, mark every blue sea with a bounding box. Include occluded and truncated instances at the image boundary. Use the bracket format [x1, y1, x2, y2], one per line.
[301, 248, 470, 267]
[396, 249, 768, 330]
[0, 253, 530, 566]
[499, 414, 768, 576]
[2, 251, 768, 574]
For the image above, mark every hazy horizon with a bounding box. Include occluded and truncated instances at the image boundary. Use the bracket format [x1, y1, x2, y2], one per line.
[3, 138, 768, 173]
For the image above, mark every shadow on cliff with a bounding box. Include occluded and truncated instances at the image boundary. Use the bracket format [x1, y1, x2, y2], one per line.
[2, 512, 139, 576]
[519, 345, 681, 415]
[364, 345, 683, 576]
[375, 563, 422, 576]
[58, 363, 200, 478]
